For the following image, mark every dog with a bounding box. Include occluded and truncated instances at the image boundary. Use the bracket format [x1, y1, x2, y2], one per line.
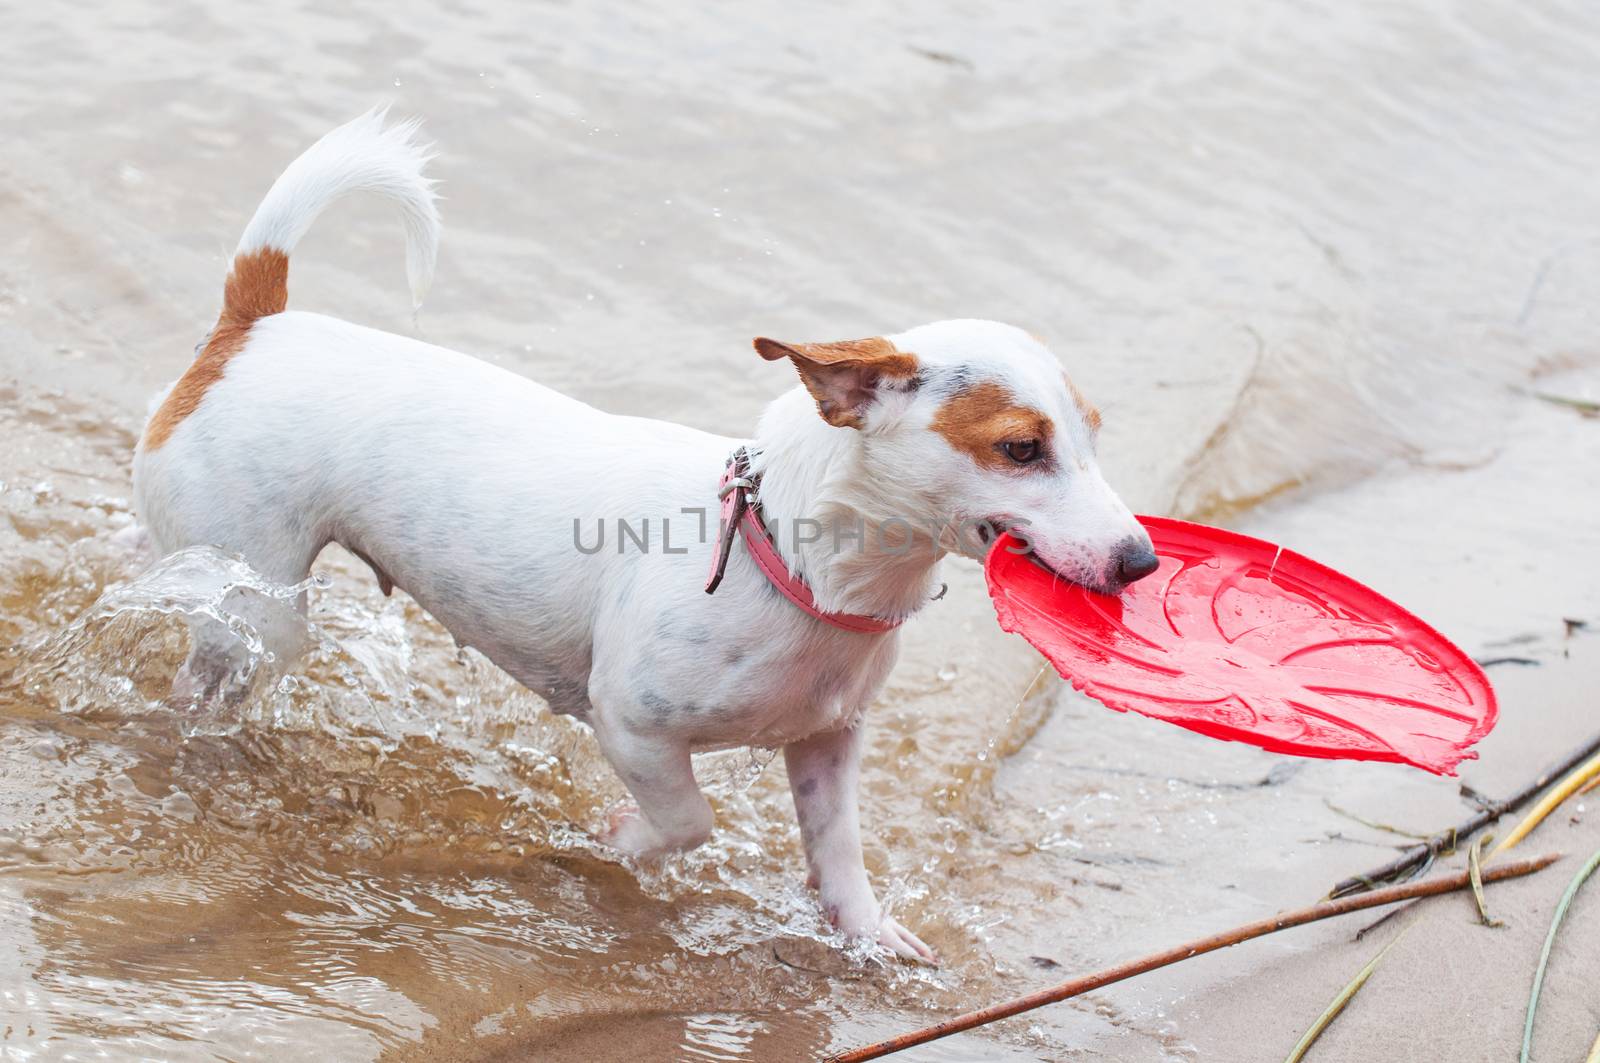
[132, 111, 1158, 962]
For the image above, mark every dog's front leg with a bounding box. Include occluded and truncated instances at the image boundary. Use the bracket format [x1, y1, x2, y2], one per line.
[784, 725, 937, 963]
[595, 725, 714, 858]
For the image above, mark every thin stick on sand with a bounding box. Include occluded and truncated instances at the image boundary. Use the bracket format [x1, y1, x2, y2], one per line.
[827, 853, 1561, 1063]
[1330, 730, 1600, 898]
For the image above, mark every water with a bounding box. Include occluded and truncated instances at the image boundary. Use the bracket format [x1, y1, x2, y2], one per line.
[3, 2, 1600, 1058]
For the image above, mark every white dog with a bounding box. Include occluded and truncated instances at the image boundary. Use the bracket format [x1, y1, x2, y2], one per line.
[133, 111, 1157, 962]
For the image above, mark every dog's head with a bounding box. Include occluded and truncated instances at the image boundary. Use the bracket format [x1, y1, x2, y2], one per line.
[755, 319, 1157, 595]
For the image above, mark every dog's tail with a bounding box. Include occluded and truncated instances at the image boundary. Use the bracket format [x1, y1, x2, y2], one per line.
[226, 107, 440, 321]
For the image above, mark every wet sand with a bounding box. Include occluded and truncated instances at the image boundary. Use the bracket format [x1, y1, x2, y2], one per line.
[4, 2, 1600, 1060]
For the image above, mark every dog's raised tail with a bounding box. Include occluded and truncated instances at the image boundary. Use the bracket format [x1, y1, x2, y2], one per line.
[230, 107, 440, 317]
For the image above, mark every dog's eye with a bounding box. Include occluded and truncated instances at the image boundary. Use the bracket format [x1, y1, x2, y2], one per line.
[1001, 439, 1041, 465]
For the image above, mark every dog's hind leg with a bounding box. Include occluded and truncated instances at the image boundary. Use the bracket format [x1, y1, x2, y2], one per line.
[141, 502, 325, 707]
[171, 580, 314, 707]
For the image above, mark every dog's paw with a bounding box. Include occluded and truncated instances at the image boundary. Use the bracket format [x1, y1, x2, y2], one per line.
[829, 898, 940, 965]
[599, 804, 661, 857]
[877, 915, 938, 966]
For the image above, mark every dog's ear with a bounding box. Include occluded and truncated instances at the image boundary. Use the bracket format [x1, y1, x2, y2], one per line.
[753, 337, 919, 429]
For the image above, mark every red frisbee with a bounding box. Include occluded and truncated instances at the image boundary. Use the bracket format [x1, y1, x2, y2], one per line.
[985, 516, 1497, 775]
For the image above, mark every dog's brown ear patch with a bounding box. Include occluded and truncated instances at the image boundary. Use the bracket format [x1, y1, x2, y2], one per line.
[754, 336, 919, 429]
[932, 381, 1054, 471]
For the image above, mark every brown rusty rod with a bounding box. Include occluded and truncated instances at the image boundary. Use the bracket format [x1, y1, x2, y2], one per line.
[828, 851, 1562, 1063]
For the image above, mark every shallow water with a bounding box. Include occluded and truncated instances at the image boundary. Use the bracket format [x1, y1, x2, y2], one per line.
[3, 2, 1600, 1059]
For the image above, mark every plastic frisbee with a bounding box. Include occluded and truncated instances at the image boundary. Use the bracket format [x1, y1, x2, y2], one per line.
[984, 516, 1497, 775]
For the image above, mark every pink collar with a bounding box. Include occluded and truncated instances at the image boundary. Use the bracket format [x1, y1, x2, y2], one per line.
[704, 448, 902, 634]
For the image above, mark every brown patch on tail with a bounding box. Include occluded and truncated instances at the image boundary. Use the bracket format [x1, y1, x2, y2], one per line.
[142, 248, 289, 450]
[931, 381, 1053, 470]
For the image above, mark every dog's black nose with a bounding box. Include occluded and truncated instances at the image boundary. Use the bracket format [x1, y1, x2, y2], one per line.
[1114, 537, 1160, 585]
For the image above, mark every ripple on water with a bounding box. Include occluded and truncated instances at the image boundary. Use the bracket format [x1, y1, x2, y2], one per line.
[0, 535, 929, 1059]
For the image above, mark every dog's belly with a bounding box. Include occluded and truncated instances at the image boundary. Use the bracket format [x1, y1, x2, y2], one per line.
[417, 555, 898, 746]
